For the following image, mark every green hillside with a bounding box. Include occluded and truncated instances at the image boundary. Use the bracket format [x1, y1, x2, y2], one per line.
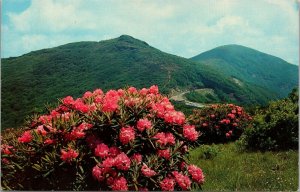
[191, 44, 298, 98]
[1, 36, 287, 129]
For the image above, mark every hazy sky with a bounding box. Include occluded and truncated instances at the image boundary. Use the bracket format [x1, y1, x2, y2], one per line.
[2, 0, 299, 64]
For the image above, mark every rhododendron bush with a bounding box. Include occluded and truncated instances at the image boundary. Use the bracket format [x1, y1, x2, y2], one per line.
[1, 85, 204, 190]
[189, 104, 252, 144]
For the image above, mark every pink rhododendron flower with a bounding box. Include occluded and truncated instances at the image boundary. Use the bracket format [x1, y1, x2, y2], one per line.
[92, 165, 105, 182]
[44, 138, 55, 145]
[183, 125, 199, 141]
[1, 144, 13, 155]
[188, 164, 205, 184]
[18, 131, 33, 143]
[157, 149, 171, 159]
[73, 99, 89, 113]
[137, 118, 152, 132]
[83, 91, 93, 99]
[139, 88, 148, 96]
[119, 126, 135, 145]
[102, 157, 116, 168]
[36, 125, 47, 136]
[164, 111, 185, 125]
[109, 146, 121, 157]
[153, 132, 168, 146]
[165, 132, 175, 145]
[172, 171, 191, 190]
[149, 85, 159, 94]
[62, 96, 74, 105]
[128, 86, 138, 94]
[94, 143, 110, 158]
[93, 88, 104, 96]
[114, 152, 131, 170]
[102, 97, 119, 112]
[111, 177, 128, 191]
[60, 148, 78, 162]
[38, 115, 52, 124]
[141, 164, 157, 177]
[131, 153, 142, 164]
[160, 177, 175, 191]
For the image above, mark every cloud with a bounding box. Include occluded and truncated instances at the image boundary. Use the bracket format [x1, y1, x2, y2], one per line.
[2, 0, 299, 64]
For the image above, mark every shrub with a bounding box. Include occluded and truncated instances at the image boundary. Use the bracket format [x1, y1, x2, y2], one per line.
[189, 104, 252, 144]
[240, 89, 298, 151]
[1, 85, 205, 191]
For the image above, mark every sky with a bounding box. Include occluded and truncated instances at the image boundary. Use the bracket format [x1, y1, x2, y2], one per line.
[1, 0, 299, 65]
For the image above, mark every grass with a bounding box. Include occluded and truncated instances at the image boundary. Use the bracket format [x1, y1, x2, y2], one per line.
[189, 142, 298, 191]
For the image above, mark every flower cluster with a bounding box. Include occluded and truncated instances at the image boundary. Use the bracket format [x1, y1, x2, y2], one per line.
[1, 85, 204, 191]
[190, 104, 252, 143]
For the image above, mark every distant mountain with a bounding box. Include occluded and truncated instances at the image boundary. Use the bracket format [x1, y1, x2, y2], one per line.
[191, 44, 298, 98]
[1, 35, 292, 128]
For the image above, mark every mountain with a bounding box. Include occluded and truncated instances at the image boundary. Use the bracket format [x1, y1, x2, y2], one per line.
[190, 44, 298, 98]
[1, 35, 293, 129]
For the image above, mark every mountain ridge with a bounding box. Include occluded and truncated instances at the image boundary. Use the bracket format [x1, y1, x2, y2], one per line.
[2, 35, 297, 128]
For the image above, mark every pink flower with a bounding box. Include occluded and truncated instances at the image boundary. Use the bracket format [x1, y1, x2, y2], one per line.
[226, 132, 231, 138]
[227, 113, 235, 119]
[83, 91, 93, 99]
[139, 88, 148, 96]
[95, 143, 109, 158]
[183, 125, 199, 141]
[172, 171, 191, 190]
[202, 123, 208, 127]
[158, 149, 171, 159]
[102, 97, 119, 112]
[1, 144, 13, 155]
[141, 164, 157, 177]
[149, 85, 159, 94]
[109, 146, 121, 157]
[165, 132, 175, 145]
[114, 152, 131, 170]
[210, 114, 215, 118]
[36, 125, 47, 136]
[128, 86, 138, 94]
[232, 123, 238, 127]
[164, 111, 185, 125]
[44, 138, 55, 145]
[131, 153, 142, 164]
[111, 177, 128, 191]
[62, 96, 74, 105]
[119, 126, 135, 145]
[160, 177, 175, 191]
[93, 88, 104, 96]
[18, 131, 33, 143]
[188, 164, 205, 184]
[92, 165, 105, 182]
[60, 148, 79, 163]
[102, 157, 115, 168]
[153, 132, 168, 146]
[73, 99, 89, 113]
[137, 118, 152, 132]
[38, 115, 52, 124]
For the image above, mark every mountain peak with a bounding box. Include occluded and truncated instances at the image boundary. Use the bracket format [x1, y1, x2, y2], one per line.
[116, 34, 149, 46]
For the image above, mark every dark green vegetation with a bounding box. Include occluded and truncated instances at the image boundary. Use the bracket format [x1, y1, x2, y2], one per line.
[2, 35, 298, 128]
[240, 88, 299, 151]
[189, 143, 298, 191]
[184, 89, 221, 103]
[191, 44, 298, 98]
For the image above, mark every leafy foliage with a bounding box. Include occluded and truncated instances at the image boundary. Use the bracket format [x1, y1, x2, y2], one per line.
[1, 85, 205, 191]
[189, 104, 252, 144]
[239, 88, 299, 151]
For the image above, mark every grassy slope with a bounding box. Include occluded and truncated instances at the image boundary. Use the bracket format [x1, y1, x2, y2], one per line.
[2, 35, 276, 129]
[189, 143, 298, 191]
[191, 44, 298, 98]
